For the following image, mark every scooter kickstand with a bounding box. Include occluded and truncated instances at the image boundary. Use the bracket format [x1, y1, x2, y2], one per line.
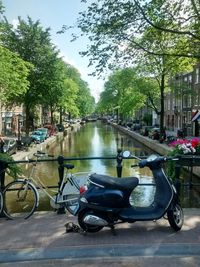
[110, 225, 117, 236]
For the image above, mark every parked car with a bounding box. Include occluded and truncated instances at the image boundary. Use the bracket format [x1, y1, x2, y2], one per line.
[3, 138, 17, 155]
[44, 124, 57, 136]
[37, 128, 49, 139]
[31, 131, 46, 143]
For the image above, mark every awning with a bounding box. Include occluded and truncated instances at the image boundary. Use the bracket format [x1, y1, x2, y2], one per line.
[192, 110, 200, 121]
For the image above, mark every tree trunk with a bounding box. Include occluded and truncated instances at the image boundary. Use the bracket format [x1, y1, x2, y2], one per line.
[50, 107, 54, 125]
[25, 105, 30, 135]
[59, 107, 63, 125]
[160, 72, 165, 134]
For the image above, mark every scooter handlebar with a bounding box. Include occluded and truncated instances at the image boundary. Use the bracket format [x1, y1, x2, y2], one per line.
[138, 156, 179, 168]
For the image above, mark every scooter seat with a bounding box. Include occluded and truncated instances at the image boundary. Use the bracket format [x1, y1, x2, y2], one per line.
[89, 173, 139, 191]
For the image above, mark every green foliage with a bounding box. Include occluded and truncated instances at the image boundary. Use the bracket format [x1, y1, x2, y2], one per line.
[72, 0, 196, 132]
[143, 113, 152, 125]
[0, 45, 31, 104]
[73, 0, 199, 76]
[1, 17, 58, 132]
[0, 0, 4, 15]
[0, 153, 22, 180]
[97, 67, 160, 118]
[0, 16, 95, 130]
[64, 63, 95, 117]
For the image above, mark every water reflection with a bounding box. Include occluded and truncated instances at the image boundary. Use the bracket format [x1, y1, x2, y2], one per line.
[22, 121, 199, 210]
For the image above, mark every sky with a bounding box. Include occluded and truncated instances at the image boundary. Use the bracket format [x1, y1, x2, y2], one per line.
[2, 0, 105, 102]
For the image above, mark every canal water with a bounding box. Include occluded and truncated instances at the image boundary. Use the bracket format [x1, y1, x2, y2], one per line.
[23, 121, 200, 210]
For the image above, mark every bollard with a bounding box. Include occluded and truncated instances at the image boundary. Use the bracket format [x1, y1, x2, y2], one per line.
[57, 155, 66, 214]
[116, 149, 123, 178]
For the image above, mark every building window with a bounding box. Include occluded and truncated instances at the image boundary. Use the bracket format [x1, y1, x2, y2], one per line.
[188, 95, 191, 107]
[183, 94, 188, 108]
[188, 111, 191, 123]
[168, 99, 170, 110]
[194, 89, 199, 106]
[195, 68, 199, 84]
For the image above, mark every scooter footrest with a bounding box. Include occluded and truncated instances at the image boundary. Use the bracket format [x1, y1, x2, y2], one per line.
[119, 206, 164, 221]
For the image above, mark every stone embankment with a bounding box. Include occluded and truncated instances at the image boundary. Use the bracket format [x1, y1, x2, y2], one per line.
[12, 131, 65, 162]
[111, 123, 200, 178]
[111, 123, 172, 155]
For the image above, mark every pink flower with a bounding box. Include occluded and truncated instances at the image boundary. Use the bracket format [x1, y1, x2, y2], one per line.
[191, 138, 200, 148]
[169, 139, 189, 147]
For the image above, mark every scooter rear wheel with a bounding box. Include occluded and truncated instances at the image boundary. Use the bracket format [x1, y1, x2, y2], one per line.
[78, 210, 104, 233]
[167, 203, 184, 231]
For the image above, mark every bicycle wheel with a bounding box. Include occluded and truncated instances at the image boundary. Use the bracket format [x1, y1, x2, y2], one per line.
[0, 190, 3, 215]
[64, 194, 80, 215]
[3, 180, 39, 219]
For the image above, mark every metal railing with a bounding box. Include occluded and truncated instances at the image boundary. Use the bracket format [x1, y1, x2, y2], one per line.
[0, 152, 200, 194]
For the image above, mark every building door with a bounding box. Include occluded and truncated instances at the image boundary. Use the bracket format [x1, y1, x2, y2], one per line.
[195, 120, 199, 136]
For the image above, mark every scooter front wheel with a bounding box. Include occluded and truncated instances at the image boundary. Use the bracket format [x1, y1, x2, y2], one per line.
[167, 203, 184, 231]
[78, 210, 104, 233]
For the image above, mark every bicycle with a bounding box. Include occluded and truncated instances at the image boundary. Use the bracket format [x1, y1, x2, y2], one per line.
[0, 190, 3, 215]
[3, 151, 89, 219]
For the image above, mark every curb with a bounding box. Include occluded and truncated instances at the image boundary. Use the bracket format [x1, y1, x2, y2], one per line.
[1, 244, 200, 263]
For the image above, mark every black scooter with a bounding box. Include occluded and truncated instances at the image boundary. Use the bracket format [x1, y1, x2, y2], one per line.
[75, 152, 184, 233]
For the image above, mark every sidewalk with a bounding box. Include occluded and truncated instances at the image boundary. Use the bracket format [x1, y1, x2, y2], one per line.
[0, 209, 199, 266]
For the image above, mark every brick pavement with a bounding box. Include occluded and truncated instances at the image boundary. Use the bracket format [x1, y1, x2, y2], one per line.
[0, 209, 199, 265]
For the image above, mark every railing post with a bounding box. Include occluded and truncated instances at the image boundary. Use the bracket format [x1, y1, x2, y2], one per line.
[0, 160, 7, 217]
[116, 149, 123, 178]
[0, 160, 6, 191]
[57, 155, 65, 214]
[175, 162, 181, 197]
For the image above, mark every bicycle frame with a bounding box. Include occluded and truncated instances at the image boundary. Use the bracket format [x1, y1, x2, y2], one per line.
[24, 157, 90, 206]
[0, 190, 3, 214]
[56, 172, 90, 204]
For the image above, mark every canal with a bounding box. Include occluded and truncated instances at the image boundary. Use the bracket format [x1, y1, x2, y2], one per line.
[23, 120, 200, 210]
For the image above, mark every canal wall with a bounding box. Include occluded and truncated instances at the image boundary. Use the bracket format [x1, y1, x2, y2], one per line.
[111, 123, 173, 155]
[12, 131, 66, 161]
[111, 123, 200, 178]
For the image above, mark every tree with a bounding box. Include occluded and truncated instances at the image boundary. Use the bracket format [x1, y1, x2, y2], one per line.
[0, 46, 30, 104]
[0, 1, 30, 106]
[76, 80, 95, 117]
[74, 0, 200, 65]
[70, 0, 194, 131]
[134, 27, 193, 132]
[97, 68, 146, 119]
[1, 17, 59, 133]
[64, 63, 95, 117]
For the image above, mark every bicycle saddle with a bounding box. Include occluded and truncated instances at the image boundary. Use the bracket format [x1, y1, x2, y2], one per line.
[63, 164, 74, 169]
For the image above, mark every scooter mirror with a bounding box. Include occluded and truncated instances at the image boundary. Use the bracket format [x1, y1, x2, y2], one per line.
[123, 151, 130, 158]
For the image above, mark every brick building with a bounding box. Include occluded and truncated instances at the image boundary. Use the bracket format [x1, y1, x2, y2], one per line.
[164, 63, 200, 137]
